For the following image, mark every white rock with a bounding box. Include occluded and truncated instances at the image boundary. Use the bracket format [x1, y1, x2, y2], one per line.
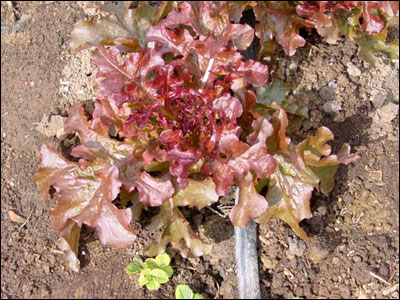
[347, 62, 362, 77]
[288, 237, 306, 257]
[377, 102, 399, 122]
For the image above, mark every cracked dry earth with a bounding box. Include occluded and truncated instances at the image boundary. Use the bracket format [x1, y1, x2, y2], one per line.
[1, 2, 399, 299]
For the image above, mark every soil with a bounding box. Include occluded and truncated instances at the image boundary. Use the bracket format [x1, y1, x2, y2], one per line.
[1, 2, 399, 299]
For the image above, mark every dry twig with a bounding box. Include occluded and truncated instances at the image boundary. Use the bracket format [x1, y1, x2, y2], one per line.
[369, 271, 390, 285]
[18, 210, 33, 231]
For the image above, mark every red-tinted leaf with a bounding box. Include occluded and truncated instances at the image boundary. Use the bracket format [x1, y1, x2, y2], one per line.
[361, 2, 385, 34]
[135, 172, 174, 207]
[265, 109, 291, 155]
[213, 161, 235, 196]
[142, 141, 168, 164]
[34, 143, 73, 201]
[116, 155, 140, 193]
[277, 30, 306, 56]
[232, 143, 277, 179]
[296, 2, 332, 31]
[213, 119, 277, 194]
[93, 46, 163, 101]
[57, 220, 81, 272]
[238, 60, 269, 87]
[92, 98, 127, 132]
[379, 1, 399, 17]
[93, 47, 132, 98]
[223, 23, 255, 50]
[65, 104, 135, 163]
[34, 144, 137, 249]
[213, 94, 243, 123]
[218, 130, 249, 159]
[146, 26, 194, 55]
[247, 117, 274, 146]
[230, 173, 269, 227]
[167, 146, 201, 189]
[337, 143, 360, 165]
[157, 2, 192, 29]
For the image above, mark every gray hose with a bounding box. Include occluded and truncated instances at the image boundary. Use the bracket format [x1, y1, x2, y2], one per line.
[234, 188, 262, 299]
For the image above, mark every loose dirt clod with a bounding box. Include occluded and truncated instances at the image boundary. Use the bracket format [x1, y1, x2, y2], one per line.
[36, 115, 66, 139]
[382, 284, 400, 296]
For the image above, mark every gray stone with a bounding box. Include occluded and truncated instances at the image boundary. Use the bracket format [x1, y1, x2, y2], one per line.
[319, 86, 336, 101]
[323, 101, 342, 113]
[371, 92, 387, 108]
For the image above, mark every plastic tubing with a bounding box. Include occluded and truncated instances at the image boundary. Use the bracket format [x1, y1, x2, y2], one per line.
[234, 187, 262, 299]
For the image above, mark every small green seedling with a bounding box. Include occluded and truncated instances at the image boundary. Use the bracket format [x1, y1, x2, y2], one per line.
[125, 253, 173, 290]
[175, 284, 204, 299]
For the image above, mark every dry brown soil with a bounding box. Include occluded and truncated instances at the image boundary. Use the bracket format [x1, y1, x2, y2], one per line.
[1, 2, 399, 299]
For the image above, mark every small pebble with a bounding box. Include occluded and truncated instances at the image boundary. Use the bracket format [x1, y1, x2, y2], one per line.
[332, 257, 340, 265]
[323, 101, 342, 113]
[347, 62, 362, 77]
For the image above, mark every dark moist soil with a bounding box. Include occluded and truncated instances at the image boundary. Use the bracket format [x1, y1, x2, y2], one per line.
[1, 2, 399, 299]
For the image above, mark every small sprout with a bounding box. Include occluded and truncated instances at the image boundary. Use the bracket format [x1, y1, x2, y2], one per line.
[125, 253, 173, 290]
[175, 284, 204, 299]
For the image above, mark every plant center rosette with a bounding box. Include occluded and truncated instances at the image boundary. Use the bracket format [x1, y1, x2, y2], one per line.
[34, 1, 359, 272]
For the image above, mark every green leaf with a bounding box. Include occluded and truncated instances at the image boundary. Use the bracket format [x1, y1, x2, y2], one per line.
[161, 265, 173, 278]
[257, 125, 358, 241]
[173, 177, 219, 209]
[144, 258, 158, 269]
[358, 34, 399, 66]
[257, 165, 313, 241]
[155, 253, 171, 268]
[151, 1, 174, 25]
[255, 178, 270, 194]
[125, 261, 142, 274]
[175, 284, 194, 299]
[309, 164, 339, 195]
[70, 1, 157, 52]
[150, 268, 169, 284]
[257, 79, 291, 107]
[146, 279, 161, 290]
[194, 294, 205, 299]
[144, 200, 212, 258]
[256, 80, 308, 118]
[138, 269, 151, 286]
